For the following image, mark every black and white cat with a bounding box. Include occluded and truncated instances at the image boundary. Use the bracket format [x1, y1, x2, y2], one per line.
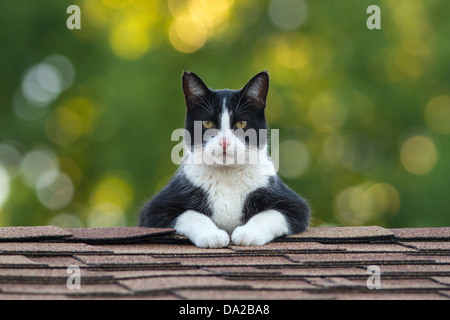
[139, 71, 310, 248]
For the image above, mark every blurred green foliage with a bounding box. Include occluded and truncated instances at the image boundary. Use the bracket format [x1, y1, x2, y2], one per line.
[0, 0, 449, 228]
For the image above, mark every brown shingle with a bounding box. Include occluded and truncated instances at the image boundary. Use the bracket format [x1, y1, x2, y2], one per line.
[65, 227, 175, 244]
[0, 283, 130, 296]
[175, 289, 336, 300]
[153, 255, 293, 267]
[286, 226, 395, 242]
[229, 241, 347, 253]
[0, 255, 47, 267]
[390, 228, 450, 240]
[0, 226, 449, 300]
[0, 242, 113, 255]
[286, 252, 435, 265]
[0, 226, 72, 241]
[401, 241, 450, 251]
[330, 292, 448, 300]
[119, 275, 247, 292]
[75, 254, 181, 268]
[98, 243, 234, 255]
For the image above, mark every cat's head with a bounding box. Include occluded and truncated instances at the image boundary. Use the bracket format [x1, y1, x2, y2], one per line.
[181, 71, 270, 166]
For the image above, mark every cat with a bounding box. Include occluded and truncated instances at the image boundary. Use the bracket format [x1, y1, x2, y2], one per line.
[139, 71, 310, 248]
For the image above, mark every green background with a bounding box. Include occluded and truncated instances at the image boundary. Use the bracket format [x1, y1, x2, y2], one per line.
[0, 0, 449, 228]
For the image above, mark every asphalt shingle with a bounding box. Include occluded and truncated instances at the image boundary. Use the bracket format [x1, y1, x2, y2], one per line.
[0, 225, 448, 300]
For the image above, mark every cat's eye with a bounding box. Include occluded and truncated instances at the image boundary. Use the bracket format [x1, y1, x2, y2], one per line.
[202, 121, 214, 129]
[235, 121, 248, 129]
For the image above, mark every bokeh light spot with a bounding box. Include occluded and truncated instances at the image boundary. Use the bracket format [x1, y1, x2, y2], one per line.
[0, 143, 22, 172]
[46, 107, 83, 146]
[48, 213, 84, 228]
[22, 64, 63, 107]
[400, 135, 438, 175]
[169, 15, 207, 53]
[367, 183, 401, 217]
[273, 34, 312, 70]
[110, 17, 151, 60]
[323, 132, 376, 172]
[424, 95, 450, 135]
[36, 171, 74, 211]
[334, 183, 401, 225]
[102, 0, 134, 10]
[90, 175, 134, 210]
[88, 203, 126, 227]
[308, 92, 347, 132]
[20, 149, 59, 188]
[269, 0, 308, 31]
[0, 166, 11, 210]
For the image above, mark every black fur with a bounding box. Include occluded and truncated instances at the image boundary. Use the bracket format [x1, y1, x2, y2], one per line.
[139, 171, 212, 228]
[242, 176, 309, 234]
[139, 71, 310, 236]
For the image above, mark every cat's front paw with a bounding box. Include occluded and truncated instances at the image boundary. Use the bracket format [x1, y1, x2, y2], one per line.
[193, 229, 230, 248]
[231, 225, 269, 246]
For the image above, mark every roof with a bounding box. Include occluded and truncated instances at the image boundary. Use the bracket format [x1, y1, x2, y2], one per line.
[0, 225, 449, 300]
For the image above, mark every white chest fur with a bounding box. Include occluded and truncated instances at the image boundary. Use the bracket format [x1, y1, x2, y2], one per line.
[182, 163, 270, 234]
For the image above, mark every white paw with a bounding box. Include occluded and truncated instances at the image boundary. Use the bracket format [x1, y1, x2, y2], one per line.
[193, 229, 230, 248]
[231, 225, 269, 246]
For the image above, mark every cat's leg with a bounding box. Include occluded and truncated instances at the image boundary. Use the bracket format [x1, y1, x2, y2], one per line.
[231, 209, 289, 246]
[174, 210, 230, 248]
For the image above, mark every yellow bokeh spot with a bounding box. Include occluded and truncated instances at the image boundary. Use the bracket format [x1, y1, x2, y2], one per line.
[334, 182, 401, 225]
[88, 203, 126, 227]
[188, 0, 233, 31]
[272, 34, 312, 70]
[102, 0, 134, 10]
[384, 40, 430, 81]
[367, 183, 401, 217]
[169, 15, 207, 53]
[168, 0, 190, 18]
[424, 95, 450, 135]
[400, 135, 438, 175]
[46, 108, 83, 146]
[308, 92, 347, 132]
[110, 17, 151, 60]
[167, 0, 234, 53]
[83, 0, 111, 28]
[45, 97, 97, 146]
[391, 0, 431, 40]
[90, 175, 134, 210]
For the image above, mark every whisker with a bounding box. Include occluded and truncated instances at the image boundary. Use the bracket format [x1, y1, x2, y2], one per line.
[194, 102, 214, 117]
[234, 100, 252, 118]
[235, 82, 251, 114]
[200, 95, 215, 113]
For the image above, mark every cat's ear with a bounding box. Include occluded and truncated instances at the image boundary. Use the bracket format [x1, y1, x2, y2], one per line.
[241, 71, 269, 108]
[182, 71, 209, 106]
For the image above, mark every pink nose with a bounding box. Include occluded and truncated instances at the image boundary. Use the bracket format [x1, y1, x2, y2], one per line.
[218, 137, 231, 150]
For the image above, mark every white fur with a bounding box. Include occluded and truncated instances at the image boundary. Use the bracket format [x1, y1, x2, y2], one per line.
[231, 210, 289, 246]
[220, 98, 230, 130]
[174, 210, 230, 248]
[174, 97, 280, 248]
[182, 161, 269, 234]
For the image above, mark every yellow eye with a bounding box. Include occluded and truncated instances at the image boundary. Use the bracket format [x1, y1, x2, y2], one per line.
[202, 121, 214, 129]
[236, 121, 247, 129]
